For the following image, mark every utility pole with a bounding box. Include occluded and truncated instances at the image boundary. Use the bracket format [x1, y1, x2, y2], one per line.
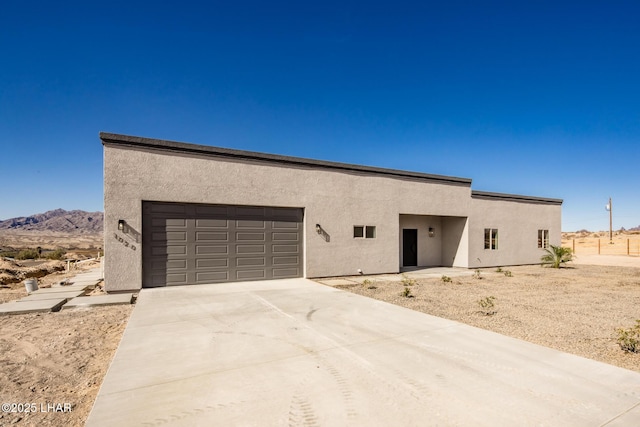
[606, 197, 613, 244]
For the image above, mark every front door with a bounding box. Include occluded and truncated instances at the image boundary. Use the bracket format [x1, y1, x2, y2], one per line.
[403, 229, 418, 267]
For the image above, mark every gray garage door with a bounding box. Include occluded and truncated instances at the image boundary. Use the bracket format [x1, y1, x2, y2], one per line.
[142, 202, 304, 287]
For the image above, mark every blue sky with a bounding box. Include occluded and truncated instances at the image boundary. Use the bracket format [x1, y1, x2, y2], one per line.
[1, 1, 638, 231]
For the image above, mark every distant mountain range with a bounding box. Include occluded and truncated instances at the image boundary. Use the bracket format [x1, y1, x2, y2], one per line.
[0, 209, 103, 233]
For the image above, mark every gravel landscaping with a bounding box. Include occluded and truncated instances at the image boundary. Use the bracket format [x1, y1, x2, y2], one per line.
[331, 264, 640, 373]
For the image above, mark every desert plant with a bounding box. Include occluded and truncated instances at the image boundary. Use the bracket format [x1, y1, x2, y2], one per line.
[477, 296, 496, 315]
[401, 286, 413, 298]
[473, 269, 482, 280]
[15, 249, 40, 260]
[441, 275, 452, 283]
[401, 274, 417, 286]
[361, 279, 372, 286]
[503, 270, 512, 277]
[616, 320, 640, 353]
[496, 267, 503, 273]
[45, 249, 67, 260]
[541, 245, 573, 268]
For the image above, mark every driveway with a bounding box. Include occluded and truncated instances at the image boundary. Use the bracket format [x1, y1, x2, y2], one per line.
[87, 278, 640, 426]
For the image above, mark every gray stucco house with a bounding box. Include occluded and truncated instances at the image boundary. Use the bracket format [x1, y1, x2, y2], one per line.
[101, 132, 562, 292]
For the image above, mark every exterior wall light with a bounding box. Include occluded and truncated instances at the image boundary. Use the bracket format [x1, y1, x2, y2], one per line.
[118, 220, 125, 231]
[315, 224, 322, 234]
[428, 227, 435, 237]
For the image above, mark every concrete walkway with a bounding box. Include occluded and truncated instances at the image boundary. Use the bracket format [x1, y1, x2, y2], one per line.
[87, 278, 640, 426]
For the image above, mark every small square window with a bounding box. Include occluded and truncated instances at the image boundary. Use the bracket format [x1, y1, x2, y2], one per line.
[365, 226, 376, 239]
[353, 226, 364, 238]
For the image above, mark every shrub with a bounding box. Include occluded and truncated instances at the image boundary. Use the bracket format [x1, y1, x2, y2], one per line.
[401, 286, 413, 298]
[441, 275, 452, 283]
[541, 245, 573, 268]
[496, 267, 503, 273]
[45, 249, 67, 260]
[16, 249, 39, 260]
[473, 269, 482, 280]
[477, 296, 496, 315]
[616, 320, 640, 353]
[504, 270, 512, 277]
[401, 274, 417, 286]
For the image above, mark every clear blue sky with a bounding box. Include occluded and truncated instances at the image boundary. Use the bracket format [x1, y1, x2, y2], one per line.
[1, 1, 638, 231]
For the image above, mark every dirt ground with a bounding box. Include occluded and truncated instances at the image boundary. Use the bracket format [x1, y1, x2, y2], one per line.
[562, 231, 640, 256]
[0, 261, 133, 427]
[335, 263, 640, 374]
[2, 258, 640, 426]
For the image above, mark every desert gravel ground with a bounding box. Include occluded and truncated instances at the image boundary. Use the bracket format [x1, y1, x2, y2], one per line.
[333, 264, 640, 373]
[1, 260, 639, 426]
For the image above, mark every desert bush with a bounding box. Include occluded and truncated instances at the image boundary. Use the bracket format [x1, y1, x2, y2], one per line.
[401, 274, 417, 286]
[477, 296, 496, 315]
[0, 251, 18, 259]
[616, 320, 640, 353]
[473, 269, 482, 279]
[401, 286, 413, 298]
[504, 270, 513, 277]
[495, 267, 503, 273]
[45, 249, 67, 260]
[16, 249, 40, 260]
[541, 245, 573, 268]
[441, 275, 452, 283]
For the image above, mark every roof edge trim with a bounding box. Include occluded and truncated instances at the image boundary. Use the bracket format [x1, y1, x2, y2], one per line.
[100, 132, 473, 186]
[471, 190, 563, 205]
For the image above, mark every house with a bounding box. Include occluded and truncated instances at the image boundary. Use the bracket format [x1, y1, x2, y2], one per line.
[101, 132, 562, 292]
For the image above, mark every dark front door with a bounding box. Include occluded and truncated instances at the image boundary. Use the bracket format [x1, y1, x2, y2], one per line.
[403, 229, 418, 267]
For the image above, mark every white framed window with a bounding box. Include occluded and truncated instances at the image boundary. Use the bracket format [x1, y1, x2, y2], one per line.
[538, 229, 549, 248]
[484, 228, 498, 250]
[354, 225, 376, 239]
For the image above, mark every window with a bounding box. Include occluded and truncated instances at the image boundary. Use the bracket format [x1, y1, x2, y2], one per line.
[538, 229, 549, 248]
[484, 228, 498, 250]
[354, 225, 376, 239]
[365, 226, 376, 238]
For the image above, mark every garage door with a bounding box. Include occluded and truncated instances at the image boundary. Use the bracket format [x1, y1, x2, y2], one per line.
[142, 202, 304, 287]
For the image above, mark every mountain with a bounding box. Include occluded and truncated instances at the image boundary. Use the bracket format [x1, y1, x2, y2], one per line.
[0, 209, 103, 233]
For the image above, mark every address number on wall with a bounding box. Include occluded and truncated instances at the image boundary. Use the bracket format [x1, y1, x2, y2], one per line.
[114, 233, 136, 251]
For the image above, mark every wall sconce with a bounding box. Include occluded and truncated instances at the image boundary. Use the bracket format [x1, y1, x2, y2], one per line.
[118, 220, 126, 232]
[315, 224, 322, 234]
[428, 227, 435, 237]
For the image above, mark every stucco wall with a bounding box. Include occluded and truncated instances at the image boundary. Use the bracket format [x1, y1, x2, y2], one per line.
[467, 197, 562, 268]
[104, 145, 473, 291]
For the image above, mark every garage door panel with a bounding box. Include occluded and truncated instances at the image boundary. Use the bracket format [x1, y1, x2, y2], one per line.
[196, 271, 229, 282]
[196, 232, 229, 241]
[272, 221, 299, 229]
[143, 202, 303, 287]
[273, 232, 299, 241]
[273, 268, 300, 279]
[273, 256, 299, 266]
[196, 258, 228, 268]
[272, 244, 299, 253]
[236, 232, 265, 241]
[236, 244, 265, 254]
[236, 257, 266, 267]
[196, 219, 228, 228]
[196, 245, 229, 255]
[236, 270, 266, 280]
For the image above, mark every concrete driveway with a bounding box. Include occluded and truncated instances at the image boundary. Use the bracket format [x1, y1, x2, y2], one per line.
[87, 278, 640, 426]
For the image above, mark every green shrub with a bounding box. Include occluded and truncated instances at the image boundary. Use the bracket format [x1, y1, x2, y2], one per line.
[16, 249, 39, 260]
[477, 296, 496, 315]
[496, 267, 503, 273]
[504, 270, 513, 277]
[473, 269, 482, 280]
[0, 251, 18, 259]
[441, 275, 452, 283]
[45, 249, 66, 260]
[541, 245, 573, 268]
[616, 320, 640, 353]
